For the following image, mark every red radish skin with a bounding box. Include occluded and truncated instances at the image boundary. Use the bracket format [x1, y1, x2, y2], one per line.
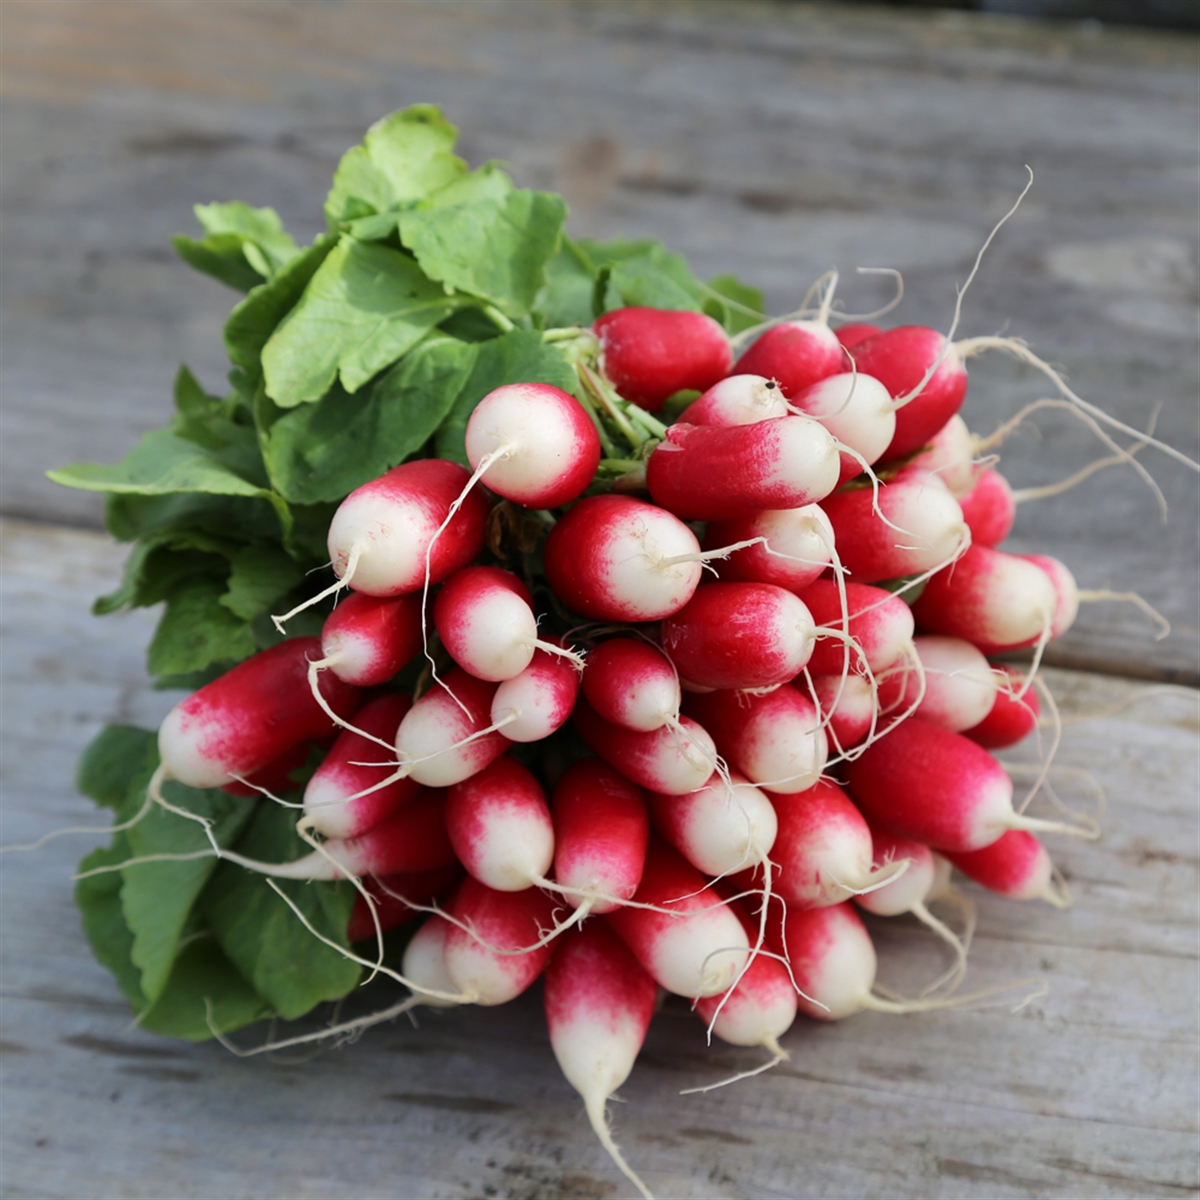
[581, 638, 681, 733]
[789, 372, 896, 483]
[963, 665, 1041, 749]
[944, 830, 1064, 904]
[320, 592, 424, 685]
[594, 307, 732, 412]
[303, 692, 420, 839]
[646, 417, 840, 521]
[572, 698, 716, 796]
[960, 468, 1016, 548]
[444, 755, 554, 892]
[850, 326, 969, 460]
[684, 684, 828, 795]
[835, 323, 881, 349]
[681, 374, 789, 427]
[552, 759, 649, 914]
[800, 580, 915, 677]
[911, 545, 1058, 655]
[820, 473, 970, 584]
[846, 716, 1059, 853]
[543, 495, 704, 622]
[660, 582, 816, 691]
[220, 739, 315, 798]
[464, 383, 600, 509]
[646, 771, 778, 878]
[904, 415, 978, 498]
[544, 922, 659, 1200]
[433, 566, 548, 682]
[490, 646, 580, 743]
[394, 668, 509, 788]
[775, 902, 879, 1020]
[705, 505, 834, 594]
[876, 635, 998, 733]
[442, 877, 560, 1005]
[761, 778, 895, 909]
[733, 321, 845, 397]
[347, 862, 464, 941]
[605, 839, 750, 998]
[158, 638, 362, 789]
[326, 459, 490, 597]
[810, 673, 876, 751]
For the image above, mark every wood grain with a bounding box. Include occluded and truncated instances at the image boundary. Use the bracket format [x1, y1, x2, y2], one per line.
[0, 0, 1196, 677]
[1, 518, 1196, 1198]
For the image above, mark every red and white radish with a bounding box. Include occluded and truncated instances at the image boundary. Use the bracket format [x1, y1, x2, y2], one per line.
[902, 414, 978, 497]
[552, 759, 649, 914]
[318, 591, 424, 685]
[943, 829, 1068, 906]
[646, 417, 840, 521]
[788, 371, 896, 483]
[580, 638, 681, 733]
[733, 320, 844, 397]
[490, 645, 581, 743]
[959, 467, 1016, 548]
[800, 580, 915, 677]
[704, 504, 834, 594]
[810, 673, 877, 752]
[464, 382, 601, 509]
[595, 306, 732, 412]
[681, 374, 788, 427]
[543, 922, 659, 1200]
[962, 664, 1040, 749]
[877, 635, 999, 733]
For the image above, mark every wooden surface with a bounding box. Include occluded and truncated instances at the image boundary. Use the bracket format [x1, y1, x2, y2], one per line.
[1, 516, 1197, 1199]
[1, 0, 1197, 679]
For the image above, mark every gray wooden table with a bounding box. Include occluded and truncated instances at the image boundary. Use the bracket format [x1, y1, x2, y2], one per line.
[1, 3, 1197, 1197]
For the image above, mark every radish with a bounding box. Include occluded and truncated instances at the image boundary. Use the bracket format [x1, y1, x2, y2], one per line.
[835, 323, 881, 349]
[733, 321, 845, 397]
[394, 667, 510, 787]
[704, 504, 834, 594]
[490, 645, 580, 742]
[963, 664, 1040, 749]
[645, 770, 778, 878]
[788, 372, 896, 483]
[219, 739, 319, 798]
[1018, 554, 1080, 642]
[855, 824, 970, 992]
[819, 473, 970, 584]
[551, 759, 649, 914]
[346, 862, 464, 941]
[645, 417, 840, 521]
[434, 565, 581, 682]
[799, 580, 914, 676]
[157, 638, 362, 790]
[605, 838, 750, 998]
[464, 383, 601, 509]
[442, 876, 560, 1005]
[810, 673, 876, 752]
[681, 374, 788, 427]
[959, 467, 1016, 548]
[580, 638, 681, 733]
[543, 922, 659, 1200]
[444, 755, 554, 892]
[910, 545, 1058, 655]
[876, 635, 999, 733]
[845, 716, 1079, 853]
[572, 698, 716, 796]
[848, 326, 969, 461]
[400, 916, 465, 1008]
[323, 459, 491, 598]
[683, 684, 828, 795]
[318, 591, 424, 685]
[302, 692, 420, 839]
[757, 778, 907, 909]
[543, 495, 704, 622]
[660, 582, 816, 691]
[943, 830, 1069, 906]
[594, 306, 732, 412]
[902, 415, 978, 498]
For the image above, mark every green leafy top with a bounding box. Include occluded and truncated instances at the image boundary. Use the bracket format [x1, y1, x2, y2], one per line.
[53, 105, 765, 1041]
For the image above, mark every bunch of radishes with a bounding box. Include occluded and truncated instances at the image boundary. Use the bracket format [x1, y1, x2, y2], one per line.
[147, 302, 1108, 1197]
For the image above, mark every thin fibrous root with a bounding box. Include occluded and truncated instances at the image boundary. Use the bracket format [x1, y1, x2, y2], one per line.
[866, 975, 1049, 1015]
[585, 1096, 656, 1200]
[830, 857, 911, 898]
[679, 1037, 790, 1095]
[909, 900, 969, 997]
[0, 792, 153, 854]
[306, 658, 397, 751]
[1078, 589, 1170, 641]
[272, 544, 360, 633]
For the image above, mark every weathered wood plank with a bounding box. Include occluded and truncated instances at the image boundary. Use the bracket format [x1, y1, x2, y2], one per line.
[0, 0, 1196, 676]
[0, 518, 1196, 1198]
